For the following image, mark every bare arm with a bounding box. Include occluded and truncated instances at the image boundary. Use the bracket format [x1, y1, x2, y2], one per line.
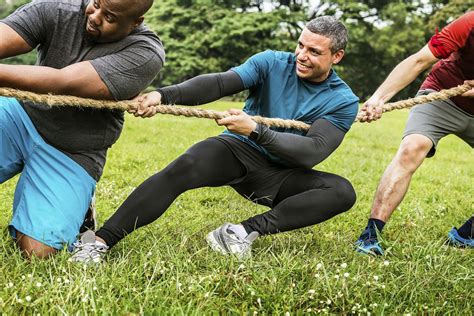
[368, 45, 439, 105]
[0, 23, 112, 99]
[0, 62, 113, 99]
[0, 22, 33, 58]
[361, 45, 439, 122]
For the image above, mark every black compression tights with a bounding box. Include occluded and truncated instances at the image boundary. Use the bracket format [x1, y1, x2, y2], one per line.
[97, 138, 356, 247]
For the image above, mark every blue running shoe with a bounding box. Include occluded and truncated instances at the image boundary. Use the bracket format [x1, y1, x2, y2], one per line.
[355, 227, 384, 256]
[447, 228, 474, 248]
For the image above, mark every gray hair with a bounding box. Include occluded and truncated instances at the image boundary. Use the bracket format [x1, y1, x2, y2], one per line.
[306, 16, 348, 53]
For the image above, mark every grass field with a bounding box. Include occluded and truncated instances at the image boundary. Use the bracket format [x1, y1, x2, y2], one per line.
[0, 101, 472, 314]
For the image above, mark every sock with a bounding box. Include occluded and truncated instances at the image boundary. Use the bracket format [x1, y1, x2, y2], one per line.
[457, 216, 473, 239]
[368, 218, 386, 232]
[359, 218, 386, 241]
[228, 224, 248, 239]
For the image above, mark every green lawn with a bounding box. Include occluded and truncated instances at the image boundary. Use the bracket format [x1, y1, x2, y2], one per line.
[1, 101, 472, 314]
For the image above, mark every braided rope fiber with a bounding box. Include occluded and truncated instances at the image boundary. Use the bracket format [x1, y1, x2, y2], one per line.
[0, 83, 470, 131]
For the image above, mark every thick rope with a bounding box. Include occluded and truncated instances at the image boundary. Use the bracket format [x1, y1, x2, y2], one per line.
[0, 83, 470, 131]
[355, 83, 471, 122]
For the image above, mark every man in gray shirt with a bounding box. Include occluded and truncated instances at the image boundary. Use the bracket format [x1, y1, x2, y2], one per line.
[0, 0, 165, 258]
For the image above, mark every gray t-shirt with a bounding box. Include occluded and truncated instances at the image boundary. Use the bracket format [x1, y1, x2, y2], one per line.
[2, 0, 165, 180]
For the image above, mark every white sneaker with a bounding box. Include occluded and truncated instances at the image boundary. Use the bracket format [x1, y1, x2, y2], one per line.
[69, 230, 108, 263]
[206, 223, 259, 260]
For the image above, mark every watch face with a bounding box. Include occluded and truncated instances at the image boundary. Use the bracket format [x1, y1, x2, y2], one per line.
[249, 130, 259, 141]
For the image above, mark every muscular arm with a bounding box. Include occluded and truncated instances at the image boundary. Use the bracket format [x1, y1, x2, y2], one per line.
[368, 45, 439, 104]
[157, 70, 245, 105]
[254, 119, 345, 169]
[0, 23, 32, 58]
[0, 23, 112, 99]
[0, 62, 113, 99]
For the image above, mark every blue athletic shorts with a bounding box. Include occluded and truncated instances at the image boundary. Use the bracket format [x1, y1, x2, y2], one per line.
[0, 97, 96, 249]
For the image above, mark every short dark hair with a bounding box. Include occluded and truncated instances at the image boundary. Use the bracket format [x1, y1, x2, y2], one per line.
[306, 16, 348, 53]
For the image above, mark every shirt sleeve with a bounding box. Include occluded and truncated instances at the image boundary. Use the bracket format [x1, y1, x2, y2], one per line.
[231, 50, 276, 89]
[1, 0, 53, 48]
[428, 11, 474, 59]
[90, 41, 164, 100]
[322, 96, 359, 132]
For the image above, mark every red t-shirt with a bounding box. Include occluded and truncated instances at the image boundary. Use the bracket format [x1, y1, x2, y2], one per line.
[422, 11, 474, 114]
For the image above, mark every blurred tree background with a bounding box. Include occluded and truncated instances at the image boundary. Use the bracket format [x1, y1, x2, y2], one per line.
[1, 0, 472, 100]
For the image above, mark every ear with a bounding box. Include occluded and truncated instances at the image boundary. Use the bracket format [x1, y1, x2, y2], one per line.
[331, 49, 345, 65]
[133, 16, 144, 28]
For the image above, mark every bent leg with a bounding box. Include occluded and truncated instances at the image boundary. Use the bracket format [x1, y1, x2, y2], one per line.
[369, 134, 432, 222]
[241, 169, 356, 235]
[97, 138, 246, 248]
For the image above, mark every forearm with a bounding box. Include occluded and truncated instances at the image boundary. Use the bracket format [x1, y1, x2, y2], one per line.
[158, 70, 244, 105]
[371, 46, 438, 103]
[254, 119, 345, 169]
[0, 62, 112, 99]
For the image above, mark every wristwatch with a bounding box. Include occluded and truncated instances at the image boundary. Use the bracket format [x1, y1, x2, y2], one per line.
[248, 124, 260, 141]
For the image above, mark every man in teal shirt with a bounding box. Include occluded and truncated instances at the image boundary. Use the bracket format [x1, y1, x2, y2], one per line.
[71, 16, 359, 263]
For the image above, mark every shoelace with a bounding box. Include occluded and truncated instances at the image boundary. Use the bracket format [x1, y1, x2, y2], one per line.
[72, 242, 107, 260]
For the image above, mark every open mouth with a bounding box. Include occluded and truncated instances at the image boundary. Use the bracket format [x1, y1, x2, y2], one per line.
[86, 20, 99, 34]
[297, 62, 312, 72]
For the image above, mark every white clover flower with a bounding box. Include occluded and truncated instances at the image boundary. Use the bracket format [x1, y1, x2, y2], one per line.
[239, 264, 245, 270]
[17, 298, 23, 303]
[383, 260, 390, 266]
[25, 296, 31, 302]
[7, 282, 13, 288]
[308, 289, 316, 295]
[373, 275, 379, 281]
[56, 277, 62, 283]
[307, 308, 312, 312]
[36, 282, 42, 288]
[93, 286, 98, 291]
[204, 292, 210, 298]
[251, 291, 256, 296]
[381, 285, 386, 289]
[21, 276, 25, 280]
[314, 273, 320, 278]
[147, 251, 152, 256]
[64, 279, 70, 284]
[284, 312, 290, 316]
[344, 272, 350, 278]
[257, 298, 262, 305]
[334, 274, 340, 280]
[81, 297, 87, 303]
[27, 274, 32, 278]
[326, 299, 331, 305]
[316, 263, 322, 270]
[341, 263, 347, 269]
[291, 283, 296, 288]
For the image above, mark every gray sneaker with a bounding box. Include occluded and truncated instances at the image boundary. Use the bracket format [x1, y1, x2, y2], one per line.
[206, 223, 259, 260]
[68, 230, 108, 263]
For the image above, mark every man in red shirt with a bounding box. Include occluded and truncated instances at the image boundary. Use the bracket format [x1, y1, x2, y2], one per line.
[356, 11, 474, 255]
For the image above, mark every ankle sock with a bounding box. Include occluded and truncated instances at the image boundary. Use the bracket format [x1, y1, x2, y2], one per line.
[368, 218, 386, 232]
[228, 224, 248, 239]
[457, 216, 473, 239]
[359, 218, 386, 241]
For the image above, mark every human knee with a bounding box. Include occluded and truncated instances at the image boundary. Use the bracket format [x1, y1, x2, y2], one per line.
[335, 178, 357, 211]
[166, 153, 201, 179]
[16, 233, 57, 259]
[397, 136, 432, 168]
